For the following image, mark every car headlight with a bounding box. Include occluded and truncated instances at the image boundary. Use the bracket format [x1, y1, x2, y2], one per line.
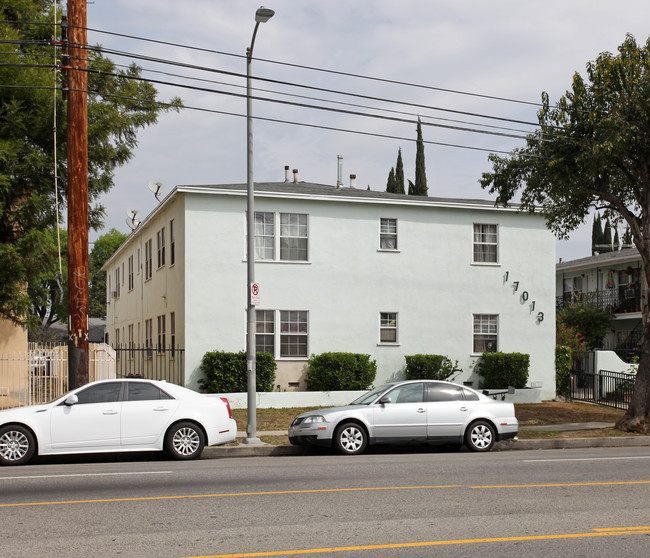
[302, 415, 326, 424]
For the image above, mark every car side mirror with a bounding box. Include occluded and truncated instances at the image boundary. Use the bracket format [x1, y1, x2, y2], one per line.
[64, 394, 79, 406]
[379, 396, 391, 405]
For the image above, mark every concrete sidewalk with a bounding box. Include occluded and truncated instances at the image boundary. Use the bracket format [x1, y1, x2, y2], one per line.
[202, 423, 650, 459]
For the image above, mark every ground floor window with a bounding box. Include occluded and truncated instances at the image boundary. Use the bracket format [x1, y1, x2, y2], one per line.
[473, 314, 498, 353]
[379, 312, 398, 343]
[255, 309, 308, 357]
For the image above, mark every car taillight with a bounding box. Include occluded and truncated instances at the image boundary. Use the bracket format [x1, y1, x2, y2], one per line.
[220, 397, 233, 419]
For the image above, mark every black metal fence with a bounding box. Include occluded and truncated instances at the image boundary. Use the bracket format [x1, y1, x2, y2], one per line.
[112, 345, 185, 386]
[570, 369, 635, 410]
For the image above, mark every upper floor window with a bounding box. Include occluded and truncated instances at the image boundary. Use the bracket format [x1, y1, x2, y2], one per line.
[144, 239, 153, 280]
[157, 227, 166, 268]
[380, 218, 398, 250]
[169, 219, 176, 266]
[473, 224, 498, 263]
[114, 267, 120, 298]
[473, 314, 498, 353]
[254, 212, 308, 262]
[127, 255, 134, 291]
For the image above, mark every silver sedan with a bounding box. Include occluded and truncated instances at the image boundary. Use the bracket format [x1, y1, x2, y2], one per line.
[289, 380, 518, 454]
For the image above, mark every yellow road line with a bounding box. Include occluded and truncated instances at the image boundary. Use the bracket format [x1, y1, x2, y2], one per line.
[184, 528, 650, 557]
[1, 480, 648, 508]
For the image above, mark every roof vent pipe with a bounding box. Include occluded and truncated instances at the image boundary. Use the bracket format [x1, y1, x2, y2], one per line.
[350, 174, 356, 188]
[284, 165, 290, 182]
[293, 169, 299, 183]
[336, 155, 343, 189]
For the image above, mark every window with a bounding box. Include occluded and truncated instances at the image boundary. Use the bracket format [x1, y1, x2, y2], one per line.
[170, 312, 176, 358]
[128, 255, 134, 291]
[563, 277, 583, 302]
[144, 239, 153, 280]
[473, 224, 498, 263]
[380, 312, 398, 343]
[169, 219, 175, 265]
[157, 315, 166, 353]
[380, 218, 398, 250]
[280, 311, 308, 357]
[74, 382, 122, 405]
[145, 319, 153, 355]
[114, 267, 120, 298]
[115, 328, 120, 348]
[254, 212, 308, 262]
[473, 314, 498, 353]
[255, 310, 275, 356]
[107, 275, 111, 303]
[280, 213, 308, 261]
[128, 324, 134, 359]
[255, 212, 275, 260]
[157, 227, 165, 268]
[126, 382, 172, 401]
[427, 383, 463, 402]
[385, 382, 424, 404]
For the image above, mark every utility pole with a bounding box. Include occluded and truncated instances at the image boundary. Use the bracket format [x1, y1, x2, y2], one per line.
[66, 0, 89, 389]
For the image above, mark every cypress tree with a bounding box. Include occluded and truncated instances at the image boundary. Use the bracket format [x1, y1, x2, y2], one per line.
[591, 214, 602, 255]
[603, 218, 612, 252]
[622, 226, 633, 249]
[395, 148, 405, 194]
[410, 118, 428, 196]
[386, 167, 396, 193]
[614, 228, 620, 251]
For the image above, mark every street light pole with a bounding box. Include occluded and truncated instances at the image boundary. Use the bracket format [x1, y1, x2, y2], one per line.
[245, 6, 274, 445]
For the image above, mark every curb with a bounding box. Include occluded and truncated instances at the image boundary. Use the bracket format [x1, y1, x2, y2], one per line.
[202, 436, 650, 459]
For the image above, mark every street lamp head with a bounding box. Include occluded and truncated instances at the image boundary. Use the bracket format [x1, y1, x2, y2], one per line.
[255, 6, 275, 23]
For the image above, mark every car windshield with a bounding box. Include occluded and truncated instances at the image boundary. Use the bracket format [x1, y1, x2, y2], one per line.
[349, 385, 391, 405]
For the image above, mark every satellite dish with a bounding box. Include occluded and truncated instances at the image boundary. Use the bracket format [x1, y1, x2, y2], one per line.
[148, 181, 165, 201]
[125, 209, 141, 230]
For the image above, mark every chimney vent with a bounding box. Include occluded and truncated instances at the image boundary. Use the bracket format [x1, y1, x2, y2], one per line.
[293, 169, 299, 183]
[350, 174, 356, 188]
[284, 165, 290, 182]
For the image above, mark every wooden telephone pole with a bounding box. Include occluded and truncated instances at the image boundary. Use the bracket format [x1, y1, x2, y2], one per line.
[66, 0, 89, 389]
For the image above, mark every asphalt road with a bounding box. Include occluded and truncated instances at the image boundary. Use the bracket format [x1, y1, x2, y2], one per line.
[1, 447, 649, 558]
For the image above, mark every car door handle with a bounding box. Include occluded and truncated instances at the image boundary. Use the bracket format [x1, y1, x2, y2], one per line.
[153, 407, 169, 412]
[416, 408, 426, 413]
[102, 410, 118, 415]
[459, 407, 468, 412]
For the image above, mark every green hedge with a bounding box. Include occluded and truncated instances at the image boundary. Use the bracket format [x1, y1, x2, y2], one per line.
[198, 350, 276, 393]
[555, 345, 572, 397]
[306, 352, 377, 391]
[476, 352, 529, 389]
[404, 354, 460, 381]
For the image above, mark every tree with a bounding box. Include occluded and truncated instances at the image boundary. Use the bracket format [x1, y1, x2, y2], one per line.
[386, 167, 396, 193]
[557, 303, 612, 350]
[614, 227, 620, 251]
[591, 213, 603, 255]
[89, 228, 128, 317]
[0, 0, 181, 327]
[480, 34, 650, 432]
[603, 218, 613, 252]
[409, 118, 428, 196]
[623, 225, 633, 248]
[395, 148, 405, 194]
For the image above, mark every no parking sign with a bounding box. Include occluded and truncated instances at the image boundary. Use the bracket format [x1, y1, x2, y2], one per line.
[250, 283, 260, 306]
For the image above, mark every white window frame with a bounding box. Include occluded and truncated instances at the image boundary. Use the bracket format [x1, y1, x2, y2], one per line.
[255, 309, 276, 356]
[473, 314, 498, 354]
[379, 218, 398, 251]
[379, 312, 398, 344]
[472, 224, 498, 264]
[169, 219, 175, 266]
[157, 314, 166, 353]
[144, 239, 153, 280]
[127, 255, 134, 291]
[157, 227, 166, 269]
[255, 310, 309, 358]
[253, 212, 309, 262]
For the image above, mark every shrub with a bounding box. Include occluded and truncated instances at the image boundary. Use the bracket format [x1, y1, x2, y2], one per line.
[557, 303, 611, 349]
[555, 345, 572, 397]
[476, 352, 529, 389]
[306, 352, 377, 391]
[198, 350, 276, 393]
[404, 354, 460, 381]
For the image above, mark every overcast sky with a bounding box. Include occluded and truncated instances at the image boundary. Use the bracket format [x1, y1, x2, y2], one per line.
[86, 0, 650, 262]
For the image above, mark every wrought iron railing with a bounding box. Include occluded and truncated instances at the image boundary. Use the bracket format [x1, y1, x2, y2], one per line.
[556, 287, 640, 314]
[570, 369, 635, 410]
[111, 345, 185, 386]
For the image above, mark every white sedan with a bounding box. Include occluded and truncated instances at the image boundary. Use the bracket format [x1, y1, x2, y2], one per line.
[0, 379, 237, 465]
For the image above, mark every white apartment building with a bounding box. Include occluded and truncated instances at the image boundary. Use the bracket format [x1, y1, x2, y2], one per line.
[103, 180, 557, 400]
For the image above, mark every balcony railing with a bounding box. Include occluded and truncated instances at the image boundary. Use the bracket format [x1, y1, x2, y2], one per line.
[556, 286, 640, 314]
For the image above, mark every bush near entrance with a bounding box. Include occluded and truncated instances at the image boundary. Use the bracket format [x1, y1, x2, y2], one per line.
[199, 350, 276, 393]
[477, 352, 529, 389]
[404, 354, 460, 381]
[306, 352, 377, 391]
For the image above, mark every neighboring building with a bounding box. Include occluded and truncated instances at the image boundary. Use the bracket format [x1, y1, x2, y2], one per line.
[103, 180, 556, 399]
[556, 248, 642, 355]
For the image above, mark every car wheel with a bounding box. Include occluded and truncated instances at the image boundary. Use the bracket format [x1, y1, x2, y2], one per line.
[0, 425, 36, 466]
[465, 420, 496, 452]
[334, 422, 367, 455]
[165, 422, 205, 460]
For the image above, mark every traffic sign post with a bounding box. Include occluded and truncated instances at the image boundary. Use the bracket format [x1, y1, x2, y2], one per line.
[250, 283, 260, 306]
